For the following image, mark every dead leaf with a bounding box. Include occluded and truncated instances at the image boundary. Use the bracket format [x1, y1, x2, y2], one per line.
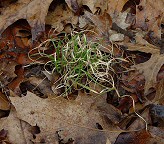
[0, 107, 32, 143]
[0, 0, 53, 40]
[135, 0, 164, 38]
[66, 0, 128, 15]
[133, 54, 164, 95]
[46, 2, 78, 32]
[107, 0, 128, 16]
[83, 11, 112, 38]
[0, 92, 10, 110]
[27, 76, 53, 96]
[149, 104, 164, 127]
[153, 79, 164, 104]
[8, 65, 24, 96]
[10, 91, 122, 143]
[124, 35, 164, 94]
[114, 129, 163, 144]
[127, 107, 151, 131]
[0, 61, 17, 80]
[149, 126, 164, 139]
[0, 129, 10, 144]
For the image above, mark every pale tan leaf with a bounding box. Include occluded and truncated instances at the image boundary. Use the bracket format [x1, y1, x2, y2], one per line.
[0, 107, 32, 144]
[10, 91, 122, 143]
[0, 0, 53, 40]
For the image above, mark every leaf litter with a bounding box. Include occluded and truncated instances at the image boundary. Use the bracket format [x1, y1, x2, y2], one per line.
[0, 0, 164, 143]
[10, 91, 123, 143]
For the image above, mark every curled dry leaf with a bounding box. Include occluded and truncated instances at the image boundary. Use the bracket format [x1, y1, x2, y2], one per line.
[0, 0, 53, 40]
[10, 91, 123, 143]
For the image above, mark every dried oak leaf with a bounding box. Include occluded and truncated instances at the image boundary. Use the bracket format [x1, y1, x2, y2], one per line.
[65, 0, 128, 14]
[0, 107, 33, 144]
[10, 91, 123, 143]
[135, 0, 164, 38]
[46, 2, 78, 32]
[0, 0, 53, 40]
[125, 37, 164, 95]
[134, 53, 164, 95]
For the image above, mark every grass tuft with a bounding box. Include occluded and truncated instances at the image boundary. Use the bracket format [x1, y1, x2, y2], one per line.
[29, 31, 126, 96]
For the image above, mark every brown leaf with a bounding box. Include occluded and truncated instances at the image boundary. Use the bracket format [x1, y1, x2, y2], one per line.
[0, 107, 32, 143]
[10, 91, 122, 143]
[133, 54, 164, 95]
[84, 11, 112, 37]
[0, 0, 53, 40]
[0, 92, 10, 110]
[153, 79, 164, 104]
[0, 129, 8, 140]
[115, 130, 156, 144]
[27, 76, 53, 96]
[125, 36, 164, 94]
[135, 0, 164, 38]
[107, 0, 128, 16]
[46, 2, 78, 32]
[0, 61, 17, 80]
[149, 104, 164, 127]
[149, 126, 164, 139]
[0, 61, 17, 90]
[66, 0, 128, 14]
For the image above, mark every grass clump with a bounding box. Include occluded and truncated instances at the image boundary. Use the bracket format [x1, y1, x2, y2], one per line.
[29, 31, 124, 96]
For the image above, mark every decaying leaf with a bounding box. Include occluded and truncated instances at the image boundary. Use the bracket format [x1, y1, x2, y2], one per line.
[10, 91, 123, 143]
[0, 0, 53, 40]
